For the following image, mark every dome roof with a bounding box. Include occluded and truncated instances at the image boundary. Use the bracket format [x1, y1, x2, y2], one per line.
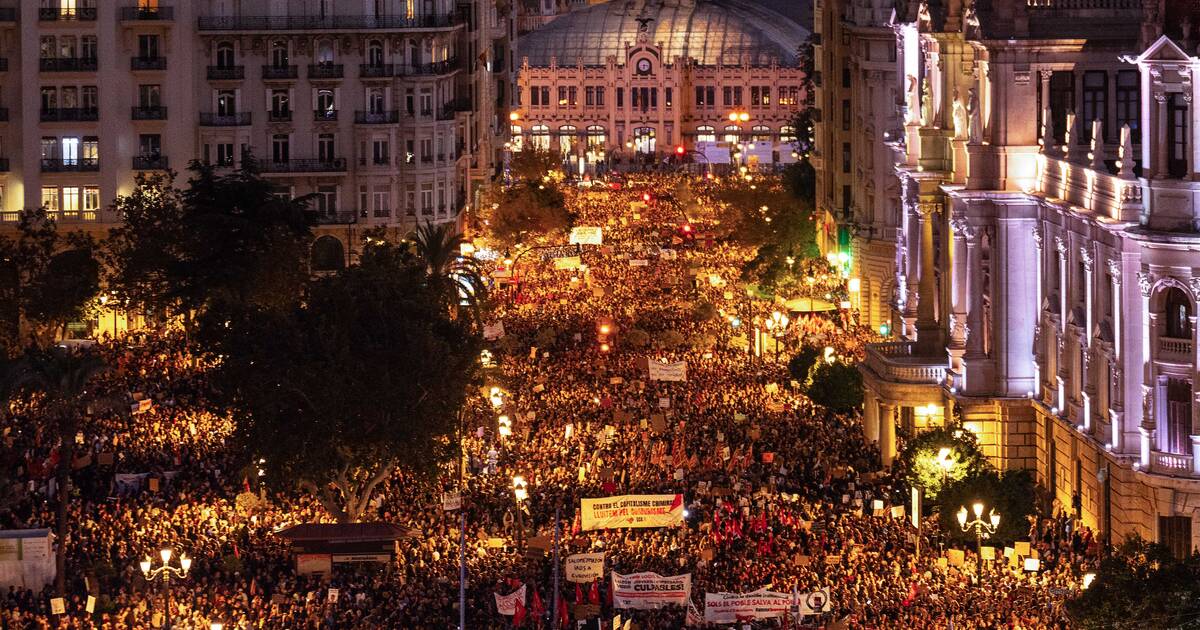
[518, 0, 811, 67]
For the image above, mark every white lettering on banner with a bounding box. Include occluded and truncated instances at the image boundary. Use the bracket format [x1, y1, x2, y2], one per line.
[703, 589, 792, 624]
[494, 584, 526, 616]
[611, 572, 691, 609]
[647, 360, 687, 382]
[565, 552, 605, 583]
[580, 494, 684, 530]
[569, 226, 603, 245]
[554, 256, 582, 270]
[799, 587, 833, 616]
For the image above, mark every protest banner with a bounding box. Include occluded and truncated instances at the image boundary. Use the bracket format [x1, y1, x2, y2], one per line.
[554, 256, 582, 270]
[703, 589, 791, 623]
[647, 360, 687, 382]
[611, 571, 691, 609]
[798, 587, 833, 616]
[494, 584, 526, 615]
[570, 226, 603, 245]
[50, 598, 65, 615]
[442, 491, 461, 511]
[482, 322, 505, 340]
[580, 494, 684, 530]
[566, 552, 605, 582]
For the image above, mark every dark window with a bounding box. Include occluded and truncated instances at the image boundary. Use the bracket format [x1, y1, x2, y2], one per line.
[585, 87, 594, 107]
[841, 185, 851, 220]
[1168, 93, 1188, 178]
[842, 141, 850, 173]
[1165, 379, 1192, 456]
[1165, 287, 1192, 338]
[706, 86, 715, 108]
[665, 87, 672, 108]
[695, 86, 704, 106]
[311, 236, 345, 272]
[1158, 515, 1192, 560]
[1049, 71, 1074, 144]
[596, 87, 604, 107]
[1082, 71, 1107, 143]
[842, 99, 851, 132]
[723, 86, 732, 107]
[842, 66, 851, 88]
[617, 88, 624, 108]
[1116, 70, 1140, 144]
[530, 86, 540, 107]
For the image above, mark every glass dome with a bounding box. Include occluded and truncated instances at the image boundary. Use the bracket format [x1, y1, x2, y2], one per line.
[519, 0, 811, 67]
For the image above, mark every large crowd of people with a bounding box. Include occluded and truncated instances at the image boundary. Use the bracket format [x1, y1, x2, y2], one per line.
[0, 172, 1095, 628]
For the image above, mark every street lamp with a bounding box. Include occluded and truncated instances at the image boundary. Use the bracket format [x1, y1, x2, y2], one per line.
[140, 547, 191, 630]
[767, 310, 789, 361]
[956, 502, 1001, 557]
[512, 476, 529, 550]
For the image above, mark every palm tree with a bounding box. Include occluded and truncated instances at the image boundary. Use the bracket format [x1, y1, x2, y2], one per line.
[11, 346, 107, 594]
[410, 222, 489, 325]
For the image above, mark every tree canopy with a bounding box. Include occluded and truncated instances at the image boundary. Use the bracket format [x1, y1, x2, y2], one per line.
[1067, 537, 1200, 629]
[104, 164, 314, 322]
[210, 242, 480, 522]
[893, 421, 991, 501]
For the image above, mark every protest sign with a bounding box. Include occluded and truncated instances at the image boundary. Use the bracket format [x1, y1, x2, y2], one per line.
[580, 494, 684, 530]
[482, 322, 505, 340]
[442, 491, 462, 511]
[570, 226, 603, 245]
[566, 552, 605, 582]
[798, 587, 833, 616]
[647, 360, 687, 382]
[703, 589, 790, 623]
[611, 572, 691, 609]
[494, 584, 526, 615]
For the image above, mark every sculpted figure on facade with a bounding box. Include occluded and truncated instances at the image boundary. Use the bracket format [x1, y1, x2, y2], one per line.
[967, 86, 983, 144]
[952, 89, 968, 139]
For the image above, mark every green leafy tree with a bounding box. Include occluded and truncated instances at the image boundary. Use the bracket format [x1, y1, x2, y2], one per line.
[410, 222, 489, 323]
[893, 422, 990, 501]
[1067, 537, 1200, 629]
[508, 147, 562, 183]
[211, 244, 479, 523]
[787, 346, 822, 382]
[937, 469, 1036, 546]
[0, 209, 101, 344]
[10, 347, 107, 593]
[482, 182, 572, 245]
[105, 164, 313, 324]
[801, 360, 863, 412]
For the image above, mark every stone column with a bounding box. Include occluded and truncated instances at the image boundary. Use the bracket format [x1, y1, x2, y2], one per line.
[964, 224, 984, 358]
[863, 391, 880, 445]
[1155, 94, 1168, 179]
[949, 218, 970, 352]
[915, 201, 941, 354]
[880, 402, 897, 468]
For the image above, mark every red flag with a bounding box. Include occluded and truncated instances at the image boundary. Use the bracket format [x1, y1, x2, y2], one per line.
[575, 583, 583, 603]
[558, 593, 570, 627]
[588, 581, 600, 605]
[514, 598, 527, 627]
[531, 590, 545, 617]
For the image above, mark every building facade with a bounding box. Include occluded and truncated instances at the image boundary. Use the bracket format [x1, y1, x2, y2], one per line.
[510, 0, 809, 172]
[834, 0, 1200, 554]
[812, 0, 902, 330]
[4, 0, 514, 269]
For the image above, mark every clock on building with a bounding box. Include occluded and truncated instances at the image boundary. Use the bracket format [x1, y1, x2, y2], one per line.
[636, 58, 651, 74]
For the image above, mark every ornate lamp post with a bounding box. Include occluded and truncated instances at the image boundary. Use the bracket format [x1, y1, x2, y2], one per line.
[512, 476, 529, 551]
[957, 502, 1000, 557]
[140, 547, 191, 630]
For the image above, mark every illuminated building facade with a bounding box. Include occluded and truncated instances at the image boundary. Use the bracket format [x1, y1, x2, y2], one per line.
[510, 0, 809, 172]
[848, 0, 1200, 554]
[0, 0, 515, 269]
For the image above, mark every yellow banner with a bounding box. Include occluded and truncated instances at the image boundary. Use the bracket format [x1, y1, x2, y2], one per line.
[581, 494, 684, 530]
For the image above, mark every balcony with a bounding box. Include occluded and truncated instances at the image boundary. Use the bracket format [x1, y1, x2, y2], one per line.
[132, 105, 167, 120]
[355, 110, 400, 124]
[259, 158, 347, 173]
[39, 7, 98, 21]
[207, 65, 244, 80]
[268, 110, 293, 123]
[40, 57, 98, 72]
[862, 341, 948, 385]
[397, 58, 460, 76]
[42, 158, 100, 173]
[359, 63, 393, 78]
[359, 157, 391, 166]
[133, 155, 169, 170]
[312, 210, 358, 225]
[131, 56, 167, 71]
[41, 107, 99, 123]
[1158, 337, 1193, 362]
[199, 112, 251, 126]
[308, 63, 344, 79]
[120, 5, 174, 21]
[313, 109, 339, 122]
[197, 14, 462, 31]
[1037, 154, 1142, 223]
[262, 64, 298, 80]
[1151, 450, 1195, 477]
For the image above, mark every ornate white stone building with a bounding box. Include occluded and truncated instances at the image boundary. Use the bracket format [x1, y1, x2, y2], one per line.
[828, 0, 1200, 556]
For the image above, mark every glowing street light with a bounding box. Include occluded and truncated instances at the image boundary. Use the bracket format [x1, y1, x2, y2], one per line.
[140, 547, 191, 630]
[957, 502, 1001, 557]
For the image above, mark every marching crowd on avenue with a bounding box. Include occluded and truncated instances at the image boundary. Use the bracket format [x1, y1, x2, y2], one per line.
[0, 173, 1096, 628]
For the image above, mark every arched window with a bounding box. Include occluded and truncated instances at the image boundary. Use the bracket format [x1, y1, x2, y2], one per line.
[311, 236, 345, 272]
[510, 125, 523, 152]
[1165, 287, 1192, 338]
[780, 125, 797, 143]
[215, 42, 235, 67]
[723, 125, 741, 144]
[270, 41, 289, 67]
[530, 125, 550, 151]
[316, 40, 335, 65]
[696, 125, 716, 143]
[367, 40, 385, 66]
[586, 125, 606, 149]
[633, 127, 655, 154]
[559, 125, 577, 155]
[751, 125, 772, 142]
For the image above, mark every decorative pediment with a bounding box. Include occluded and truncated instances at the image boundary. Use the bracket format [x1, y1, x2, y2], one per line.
[1135, 35, 1194, 64]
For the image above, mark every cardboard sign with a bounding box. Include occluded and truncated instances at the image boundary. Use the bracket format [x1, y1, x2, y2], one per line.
[566, 552, 606, 582]
[327, 588, 340, 603]
[981, 546, 996, 561]
[442, 491, 462, 511]
[50, 598, 65, 615]
[1014, 542, 1031, 557]
[947, 549, 965, 567]
[86, 595, 95, 614]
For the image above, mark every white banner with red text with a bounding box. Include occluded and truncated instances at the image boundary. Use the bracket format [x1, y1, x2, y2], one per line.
[611, 572, 692, 609]
[703, 589, 792, 623]
[494, 584, 526, 615]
